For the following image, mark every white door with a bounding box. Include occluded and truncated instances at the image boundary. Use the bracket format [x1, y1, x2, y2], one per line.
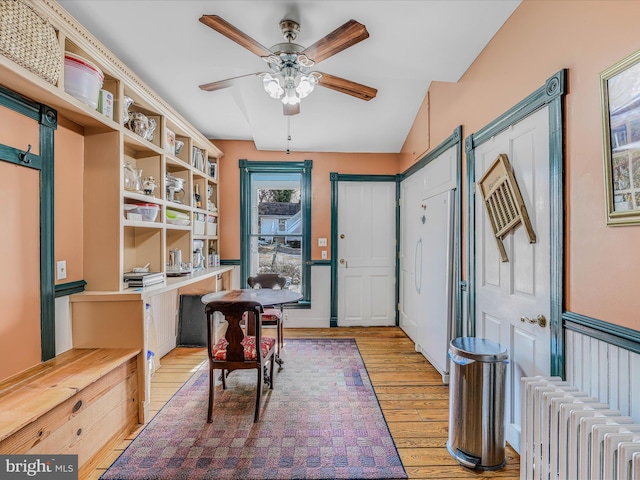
[474, 106, 551, 453]
[417, 189, 455, 379]
[399, 174, 423, 339]
[337, 181, 396, 326]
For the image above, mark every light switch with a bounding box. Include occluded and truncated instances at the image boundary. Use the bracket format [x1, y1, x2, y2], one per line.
[56, 260, 67, 280]
[321, 250, 327, 259]
[318, 237, 327, 247]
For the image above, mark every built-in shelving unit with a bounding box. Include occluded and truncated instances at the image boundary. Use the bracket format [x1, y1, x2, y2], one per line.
[0, 0, 230, 426]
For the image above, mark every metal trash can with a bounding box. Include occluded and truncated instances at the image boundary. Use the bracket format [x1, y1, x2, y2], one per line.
[446, 337, 508, 470]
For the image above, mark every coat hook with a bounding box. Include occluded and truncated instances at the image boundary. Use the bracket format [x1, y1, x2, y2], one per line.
[19, 144, 32, 164]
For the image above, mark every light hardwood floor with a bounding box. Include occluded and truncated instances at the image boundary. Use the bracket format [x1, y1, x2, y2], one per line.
[87, 327, 520, 479]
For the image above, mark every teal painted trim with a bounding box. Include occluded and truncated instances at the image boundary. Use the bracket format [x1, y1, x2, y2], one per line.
[239, 159, 312, 299]
[220, 259, 240, 266]
[329, 173, 400, 327]
[395, 176, 401, 327]
[332, 174, 397, 182]
[0, 85, 40, 120]
[563, 312, 640, 356]
[39, 103, 56, 361]
[453, 127, 463, 338]
[311, 260, 331, 266]
[467, 70, 566, 149]
[301, 160, 312, 302]
[465, 135, 476, 337]
[330, 173, 339, 327]
[239, 159, 310, 171]
[0, 144, 43, 170]
[239, 160, 251, 286]
[400, 125, 463, 180]
[548, 92, 566, 378]
[465, 69, 567, 376]
[55, 280, 87, 298]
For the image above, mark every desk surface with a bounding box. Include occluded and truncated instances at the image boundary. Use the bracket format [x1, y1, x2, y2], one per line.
[201, 289, 302, 306]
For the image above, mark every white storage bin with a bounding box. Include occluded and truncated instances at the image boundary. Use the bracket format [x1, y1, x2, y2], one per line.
[206, 220, 217, 236]
[193, 212, 205, 235]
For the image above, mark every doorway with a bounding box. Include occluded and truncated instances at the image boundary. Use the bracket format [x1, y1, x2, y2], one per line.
[466, 70, 566, 453]
[330, 175, 398, 327]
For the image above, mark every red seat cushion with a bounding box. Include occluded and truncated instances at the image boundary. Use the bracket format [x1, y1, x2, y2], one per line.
[212, 336, 276, 361]
[241, 308, 282, 322]
[261, 308, 282, 322]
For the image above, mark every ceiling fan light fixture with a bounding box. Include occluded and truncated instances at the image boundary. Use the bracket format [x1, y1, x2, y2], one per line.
[282, 86, 301, 105]
[261, 73, 284, 99]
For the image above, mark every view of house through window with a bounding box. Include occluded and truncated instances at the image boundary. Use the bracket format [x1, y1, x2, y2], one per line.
[250, 174, 303, 293]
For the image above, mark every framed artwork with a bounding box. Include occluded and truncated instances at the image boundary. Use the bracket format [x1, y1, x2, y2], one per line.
[601, 48, 640, 225]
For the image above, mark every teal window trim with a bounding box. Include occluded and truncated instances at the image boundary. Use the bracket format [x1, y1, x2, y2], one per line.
[0, 86, 57, 362]
[399, 126, 464, 338]
[329, 173, 400, 328]
[239, 159, 312, 303]
[465, 69, 567, 377]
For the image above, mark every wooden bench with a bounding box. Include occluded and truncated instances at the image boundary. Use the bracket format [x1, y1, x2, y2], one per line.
[0, 348, 140, 477]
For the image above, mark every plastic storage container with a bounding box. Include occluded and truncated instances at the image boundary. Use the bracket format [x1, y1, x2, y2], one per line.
[447, 337, 508, 471]
[64, 52, 104, 109]
[125, 203, 159, 222]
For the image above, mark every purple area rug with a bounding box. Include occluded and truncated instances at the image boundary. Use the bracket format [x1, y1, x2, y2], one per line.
[101, 338, 406, 480]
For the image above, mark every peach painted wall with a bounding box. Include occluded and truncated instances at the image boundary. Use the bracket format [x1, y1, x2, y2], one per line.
[214, 140, 399, 260]
[400, 0, 640, 331]
[54, 116, 84, 285]
[0, 106, 41, 380]
[0, 105, 84, 378]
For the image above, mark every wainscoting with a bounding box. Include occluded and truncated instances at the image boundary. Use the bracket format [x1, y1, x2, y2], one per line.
[564, 312, 640, 423]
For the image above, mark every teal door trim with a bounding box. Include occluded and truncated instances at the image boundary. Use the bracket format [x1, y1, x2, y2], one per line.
[465, 69, 567, 377]
[0, 86, 57, 361]
[399, 126, 463, 338]
[329, 173, 400, 327]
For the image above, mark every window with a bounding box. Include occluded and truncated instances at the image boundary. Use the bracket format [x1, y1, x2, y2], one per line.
[239, 160, 312, 303]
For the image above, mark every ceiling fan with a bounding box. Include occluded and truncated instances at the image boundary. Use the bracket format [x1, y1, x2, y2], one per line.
[198, 15, 378, 116]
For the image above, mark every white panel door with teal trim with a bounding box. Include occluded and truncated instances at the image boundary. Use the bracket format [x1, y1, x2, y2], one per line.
[337, 181, 396, 326]
[474, 106, 551, 453]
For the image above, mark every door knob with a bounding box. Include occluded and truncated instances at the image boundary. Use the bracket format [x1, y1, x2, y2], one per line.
[520, 314, 547, 328]
[339, 258, 345, 264]
[340, 234, 345, 239]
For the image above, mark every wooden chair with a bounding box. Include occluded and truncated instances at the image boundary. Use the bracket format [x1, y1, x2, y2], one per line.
[247, 273, 287, 363]
[205, 299, 276, 423]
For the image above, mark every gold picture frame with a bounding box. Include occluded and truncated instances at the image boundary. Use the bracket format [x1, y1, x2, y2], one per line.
[601, 48, 640, 225]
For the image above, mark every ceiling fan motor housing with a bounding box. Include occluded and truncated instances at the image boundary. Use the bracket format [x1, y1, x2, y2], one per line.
[279, 19, 300, 41]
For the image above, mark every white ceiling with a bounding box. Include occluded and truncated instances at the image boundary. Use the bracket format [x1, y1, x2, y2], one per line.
[57, 1, 520, 154]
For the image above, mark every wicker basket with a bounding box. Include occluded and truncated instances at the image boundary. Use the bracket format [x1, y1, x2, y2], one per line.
[0, 0, 62, 84]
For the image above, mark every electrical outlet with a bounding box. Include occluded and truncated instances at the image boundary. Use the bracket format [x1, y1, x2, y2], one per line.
[318, 237, 327, 247]
[321, 250, 327, 259]
[56, 260, 67, 280]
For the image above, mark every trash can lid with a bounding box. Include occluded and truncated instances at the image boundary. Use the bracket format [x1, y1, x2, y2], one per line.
[449, 337, 508, 362]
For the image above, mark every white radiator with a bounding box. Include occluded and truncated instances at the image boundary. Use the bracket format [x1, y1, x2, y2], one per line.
[521, 376, 640, 480]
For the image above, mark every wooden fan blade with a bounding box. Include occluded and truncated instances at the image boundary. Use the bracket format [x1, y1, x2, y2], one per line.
[199, 15, 272, 58]
[317, 73, 377, 101]
[199, 73, 260, 91]
[283, 103, 300, 116]
[301, 19, 369, 64]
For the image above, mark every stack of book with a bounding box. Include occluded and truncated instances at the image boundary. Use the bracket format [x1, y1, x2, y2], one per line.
[123, 271, 165, 288]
